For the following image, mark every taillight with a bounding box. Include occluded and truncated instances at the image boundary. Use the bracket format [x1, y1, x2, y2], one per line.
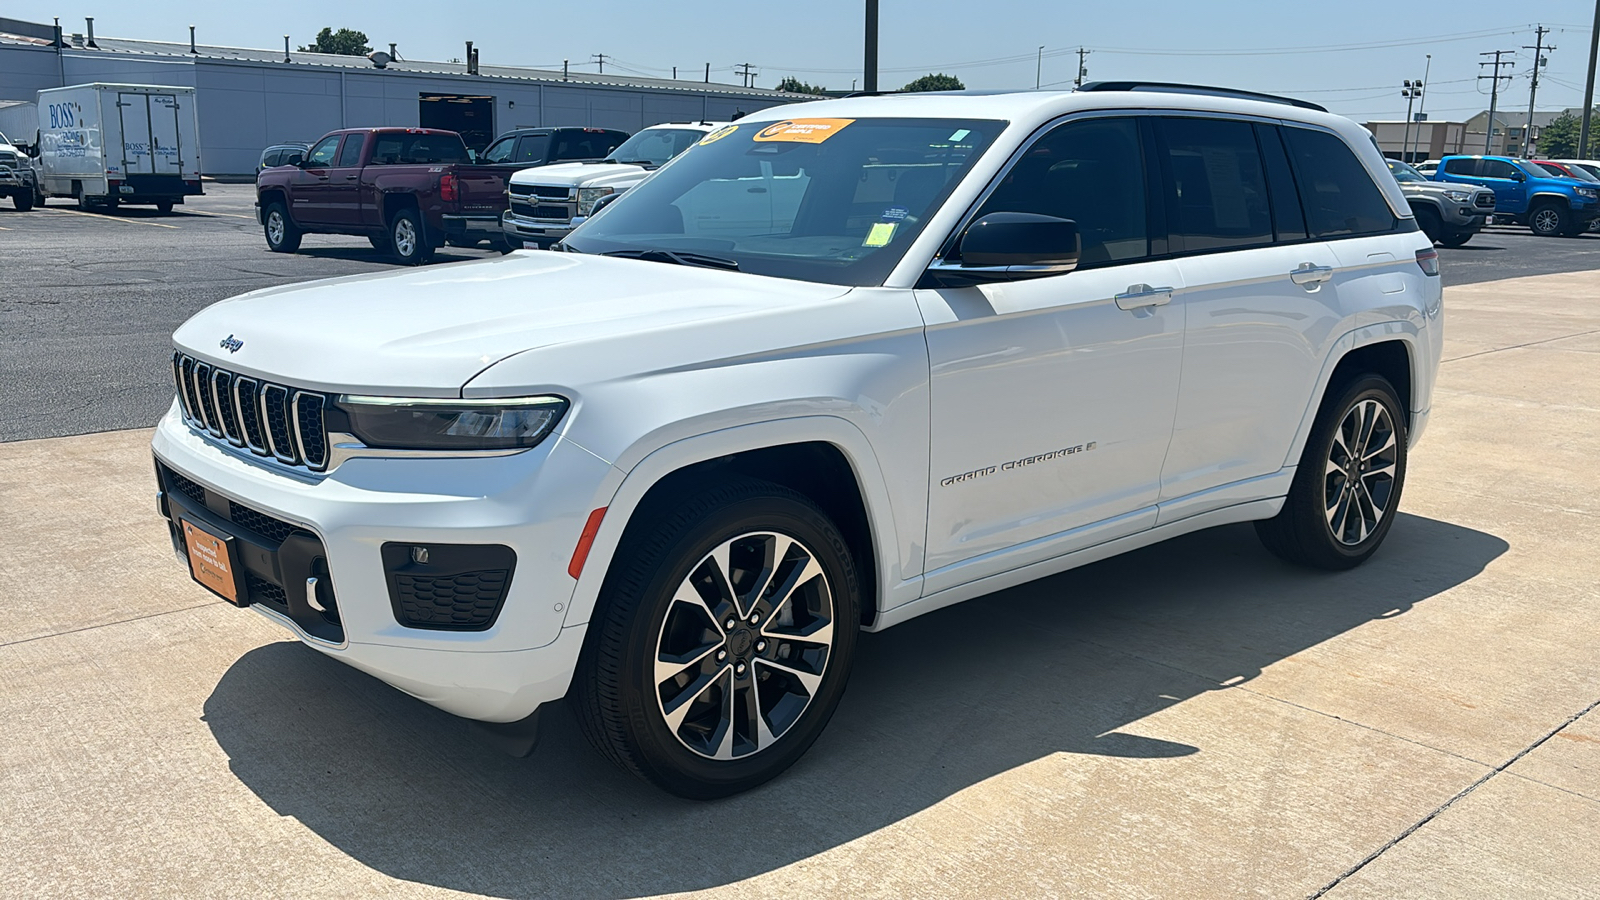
[1416, 248, 1439, 276]
[439, 174, 458, 202]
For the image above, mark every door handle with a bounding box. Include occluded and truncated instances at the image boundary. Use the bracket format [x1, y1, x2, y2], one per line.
[315, 175, 329, 182]
[1114, 284, 1175, 310]
[343, 174, 358, 180]
[1290, 263, 1334, 286]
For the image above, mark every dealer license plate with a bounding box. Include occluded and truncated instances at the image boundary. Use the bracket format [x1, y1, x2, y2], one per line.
[182, 519, 245, 606]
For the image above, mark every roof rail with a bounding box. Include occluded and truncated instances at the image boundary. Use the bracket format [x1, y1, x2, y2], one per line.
[1077, 81, 1327, 113]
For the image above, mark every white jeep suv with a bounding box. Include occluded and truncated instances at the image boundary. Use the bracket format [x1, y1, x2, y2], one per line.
[153, 84, 1442, 798]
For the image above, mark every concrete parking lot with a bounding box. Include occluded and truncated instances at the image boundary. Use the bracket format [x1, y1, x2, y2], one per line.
[5, 183, 1600, 442]
[0, 234, 1597, 895]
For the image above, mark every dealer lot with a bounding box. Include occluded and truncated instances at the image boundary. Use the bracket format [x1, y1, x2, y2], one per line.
[1, 220, 1598, 896]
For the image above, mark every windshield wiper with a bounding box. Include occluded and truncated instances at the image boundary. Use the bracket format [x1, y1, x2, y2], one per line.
[602, 249, 740, 271]
[613, 159, 661, 168]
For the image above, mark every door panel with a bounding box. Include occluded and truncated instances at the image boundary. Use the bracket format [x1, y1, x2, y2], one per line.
[117, 93, 152, 175]
[322, 134, 365, 226]
[290, 135, 343, 225]
[148, 94, 183, 176]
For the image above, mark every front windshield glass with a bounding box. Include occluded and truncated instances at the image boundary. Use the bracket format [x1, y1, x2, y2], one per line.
[607, 128, 710, 167]
[566, 117, 1003, 286]
[1386, 159, 1426, 183]
[1548, 161, 1599, 182]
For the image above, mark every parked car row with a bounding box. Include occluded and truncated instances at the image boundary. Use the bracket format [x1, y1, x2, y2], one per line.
[1404, 154, 1600, 241]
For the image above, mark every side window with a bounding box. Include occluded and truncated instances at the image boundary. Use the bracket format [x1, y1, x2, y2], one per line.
[1443, 157, 1479, 176]
[335, 135, 364, 168]
[972, 116, 1149, 265]
[1157, 117, 1273, 251]
[603, 132, 628, 155]
[552, 134, 598, 161]
[304, 135, 341, 168]
[514, 134, 551, 163]
[482, 137, 516, 164]
[262, 150, 281, 168]
[1481, 160, 1519, 180]
[1256, 124, 1307, 242]
[1281, 127, 1397, 238]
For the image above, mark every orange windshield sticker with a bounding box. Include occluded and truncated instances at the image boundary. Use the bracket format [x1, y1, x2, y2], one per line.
[698, 124, 740, 145]
[752, 118, 856, 144]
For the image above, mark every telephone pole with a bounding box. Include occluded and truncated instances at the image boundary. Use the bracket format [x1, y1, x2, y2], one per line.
[1075, 47, 1092, 89]
[1581, 0, 1600, 157]
[591, 53, 608, 74]
[734, 62, 758, 88]
[1523, 25, 1553, 157]
[1035, 45, 1044, 90]
[1479, 49, 1516, 154]
[864, 0, 879, 93]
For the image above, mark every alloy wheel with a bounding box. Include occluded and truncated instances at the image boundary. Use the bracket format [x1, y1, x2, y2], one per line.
[394, 218, 417, 257]
[653, 531, 835, 760]
[266, 210, 284, 245]
[1323, 398, 1398, 545]
[1532, 208, 1561, 234]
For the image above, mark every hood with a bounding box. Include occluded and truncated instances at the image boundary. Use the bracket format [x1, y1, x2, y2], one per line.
[508, 161, 650, 191]
[1401, 181, 1488, 198]
[172, 252, 851, 395]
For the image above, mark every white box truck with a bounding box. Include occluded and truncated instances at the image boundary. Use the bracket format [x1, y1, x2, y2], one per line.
[38, 83, 203, 212]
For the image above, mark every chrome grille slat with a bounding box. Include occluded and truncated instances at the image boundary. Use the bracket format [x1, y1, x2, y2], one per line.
[170, 353, 326, 473]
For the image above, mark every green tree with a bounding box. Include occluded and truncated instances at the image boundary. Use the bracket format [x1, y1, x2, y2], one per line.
[901, 73, 965, 92]
[1537, 111, 1589, 158]
[298, 27, 372, 56]
[775, 77, 827, 95]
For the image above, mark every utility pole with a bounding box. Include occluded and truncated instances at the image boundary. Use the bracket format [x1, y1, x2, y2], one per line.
[735, 62, 758, 88]
[1581, 0, 1600, 158]
[864, 0, 879, 93]
[591, 53, 608, 74]
[1479, 49, 1516, 154]
[1401, 80, 1422, 162]
[1523, 25, 1553, 157]
[1036, 46, 1044, 90]
[1075, 47, 1091, 89]
[1410, 55, 1432, 162]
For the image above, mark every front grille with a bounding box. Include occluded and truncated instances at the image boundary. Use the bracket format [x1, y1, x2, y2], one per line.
[166, 467, 208, 506]
[245, 572, 289, 610]
[526, 185, 572, 200]
[1475, 192, 1496, 209]
[509, 198, 574, 221]
[227, 501, 297, 543]
[172, 352, 331, 471]
[394, 570, 511, 629]
[0, 151, 15, 165]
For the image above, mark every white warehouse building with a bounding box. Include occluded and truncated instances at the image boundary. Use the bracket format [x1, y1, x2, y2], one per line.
[0, 17, 800, 176]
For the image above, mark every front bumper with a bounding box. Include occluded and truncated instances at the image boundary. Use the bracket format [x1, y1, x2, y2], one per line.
[151, 402, 612, 722]
[501, 209, 582, 246]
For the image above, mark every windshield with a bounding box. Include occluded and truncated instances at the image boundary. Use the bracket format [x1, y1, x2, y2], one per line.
[1386, 159, 1427, 183]
[566, 117, 1004, 286]
[607, 128, 709, 167]
[1548, 161, 1599, 182]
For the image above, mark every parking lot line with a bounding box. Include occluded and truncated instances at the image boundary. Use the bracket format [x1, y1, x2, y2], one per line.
[40, 208, 179, 229]
[199, 211, 256, 220]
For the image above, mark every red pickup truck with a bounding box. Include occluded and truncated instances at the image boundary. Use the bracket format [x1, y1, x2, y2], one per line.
[256, 127, 510, 264]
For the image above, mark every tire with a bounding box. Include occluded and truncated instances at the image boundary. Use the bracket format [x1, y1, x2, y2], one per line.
[387, 209, 432, 265]
[262, 202, 302, 253]
[1528, 201, 1569, 237]
[155, 200, 174, 215]
[1414, 207, 1442, 243]
[14, 191, 32, 211]
[1437, 231, 1473, 248]
[575, 475, 861, 799]
[1255, 374, 1408, 570]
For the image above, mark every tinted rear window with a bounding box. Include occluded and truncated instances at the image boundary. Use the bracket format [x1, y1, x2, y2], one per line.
[370, 133, 469, 165]
[1281, 127, 1396, 238]
[1157, 117, 1273, 252]
[1443, 158, 1479, 176]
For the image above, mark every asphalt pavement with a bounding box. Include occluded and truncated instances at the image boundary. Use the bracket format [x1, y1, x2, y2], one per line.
[4, 184, 1600, 443]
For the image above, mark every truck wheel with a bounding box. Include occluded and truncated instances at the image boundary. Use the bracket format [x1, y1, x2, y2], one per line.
[388, 209, 432, 265]
[1528, 202, 1569, 237]
[156, 200, 174, 215]
[1437, 231, 1473, 248]
[575, 476, 861, 799]
[1413, 207, 1442, 243]
[1255, 374, 1407, 571]
[14, 191, 33, 211]
[263, 202, 302, 253]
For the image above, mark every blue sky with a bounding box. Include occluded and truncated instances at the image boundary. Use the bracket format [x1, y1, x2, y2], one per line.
[41, 0, 1600, 122]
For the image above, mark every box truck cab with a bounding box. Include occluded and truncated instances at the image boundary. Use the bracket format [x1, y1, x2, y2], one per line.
[38, 83, 203, 213]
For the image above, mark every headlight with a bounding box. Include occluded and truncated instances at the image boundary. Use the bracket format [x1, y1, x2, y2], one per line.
[1578, 188, 1599, 200]
[335, 395, 568, 451]
[577, 186, 615, 216]
[1445, 190, 1471, 202]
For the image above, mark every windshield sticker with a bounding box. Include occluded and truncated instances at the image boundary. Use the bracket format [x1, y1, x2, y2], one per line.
[863, 222, 897, 247]
[752, 118, 856, 144]
[948, 129, 971, 142]
[698, 124, 740, 146]
[881, 206, 910, 222]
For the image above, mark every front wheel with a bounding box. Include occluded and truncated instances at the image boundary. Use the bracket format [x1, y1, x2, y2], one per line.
[1528, 202, 1569, 237]
[1255, 374, 1408, 570]
[14, 191, 33, 211]
[262, 202, 302, 252]
[387, 209, 432, 265]
[575, 476, 860, 799]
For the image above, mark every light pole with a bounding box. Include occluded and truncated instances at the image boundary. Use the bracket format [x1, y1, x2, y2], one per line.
[1411, 55, 1432, 163]
[1401, 81, 1422, 162]
[1036, 46, 1044, 90]
[1582, 0, 1600, 157]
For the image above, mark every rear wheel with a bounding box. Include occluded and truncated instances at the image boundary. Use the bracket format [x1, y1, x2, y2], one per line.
[388, 209, 432, 265]
[1256, 374, 1407, 570]
[1437, 231, 1473, 248]
[1528, 201, 1569, 237]
[155, 200, 174, 215]
[575, 476, 860, 799]
[263, 202, 302, 252]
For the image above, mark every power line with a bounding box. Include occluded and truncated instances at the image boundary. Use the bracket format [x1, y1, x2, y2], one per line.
[1479, 48, 1517, 152]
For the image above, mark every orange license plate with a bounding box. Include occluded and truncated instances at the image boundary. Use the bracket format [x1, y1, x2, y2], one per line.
[182, 519, 245, 606]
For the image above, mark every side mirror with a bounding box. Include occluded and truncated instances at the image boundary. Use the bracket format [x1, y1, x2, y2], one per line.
[1512, 170, 1527, 182]
[286, 153, 305, 167]
[926, 212, 1080, 285]
[589, 191, 621, 216]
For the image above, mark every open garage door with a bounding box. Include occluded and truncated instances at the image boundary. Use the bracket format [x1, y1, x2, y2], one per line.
[419, 93, 495, 154]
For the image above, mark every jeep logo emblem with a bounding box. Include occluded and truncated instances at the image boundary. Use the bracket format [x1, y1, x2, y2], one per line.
[219, 334, 244, 353]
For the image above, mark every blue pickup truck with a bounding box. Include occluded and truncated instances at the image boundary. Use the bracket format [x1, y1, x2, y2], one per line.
[1432, 155, 1600, 237]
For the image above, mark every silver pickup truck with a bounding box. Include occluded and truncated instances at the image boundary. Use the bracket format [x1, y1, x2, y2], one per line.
[1387, 158, 1494, 247]
[502, 122, 726, 248]
[0, 131, 38, 210]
